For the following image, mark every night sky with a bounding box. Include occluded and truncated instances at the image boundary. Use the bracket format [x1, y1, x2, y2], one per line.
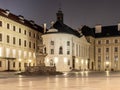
[0, 0, 120, 29]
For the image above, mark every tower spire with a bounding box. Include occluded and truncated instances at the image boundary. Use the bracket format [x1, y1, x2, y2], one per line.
[56, 9, 64, 23]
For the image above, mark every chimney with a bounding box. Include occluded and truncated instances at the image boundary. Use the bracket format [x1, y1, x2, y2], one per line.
[95, 24, 102, 33]
[118, 23, 120, 31]
[43, 23, 46, 33]
[51, 21, 54, 28]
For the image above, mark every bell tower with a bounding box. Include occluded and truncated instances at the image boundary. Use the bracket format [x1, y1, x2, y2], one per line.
[56, 9, 64, 23]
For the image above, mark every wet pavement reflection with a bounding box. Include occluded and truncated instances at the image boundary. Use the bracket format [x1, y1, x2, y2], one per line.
[0, 71, 120, 90]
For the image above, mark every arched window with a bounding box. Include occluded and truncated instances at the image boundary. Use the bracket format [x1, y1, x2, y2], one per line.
[59, 46, 63, 54]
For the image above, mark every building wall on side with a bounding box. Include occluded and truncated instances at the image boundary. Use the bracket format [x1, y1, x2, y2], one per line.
[95, 37, 120, 71]
[0, 16, 42, 71]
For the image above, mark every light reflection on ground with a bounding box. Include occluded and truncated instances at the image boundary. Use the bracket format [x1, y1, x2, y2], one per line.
[0, 71, 120, 90]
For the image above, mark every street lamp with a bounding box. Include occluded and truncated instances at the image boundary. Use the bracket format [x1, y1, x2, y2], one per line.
[105, 61, 109, 71]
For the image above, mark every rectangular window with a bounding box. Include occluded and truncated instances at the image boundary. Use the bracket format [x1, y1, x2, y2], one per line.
[0, 33, 2, 41]
[7, 35, 10, 43]
[29, 32, 31, 37]
[98, 48, 101, 53]
[13, 62, 15, 68]
[24, 40, 26, 47]
[29, 42, 31, 48]
[33, 33, 36, 38]
[67, 41, 70, 46]
[98, 56, 101, 62]
[19, 28, 21, 33]
[51, 49, 54, 54]
[51, 41, 54, 45]
[114, 47, 118, 52]
[13, 37, 16, 44]
[0, 61, 2, 67]
[33, 43, 35, 49]
[67, 50, 70, 55]
[106, 40, 109, 44]
[13, 26, 16, 31]
[19, 39, 21, 46]
[24, 30, 26, 35]
[106, 48, 109, 52]
[115, 39, 118, 43]
[24, 63, 27, 67]
[7, 23, 10, 29]
[98, 40, 101, 44]
[0, 21, 2, 27]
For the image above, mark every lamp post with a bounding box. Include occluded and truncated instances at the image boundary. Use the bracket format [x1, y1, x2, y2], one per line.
[106, 61, 109, 71]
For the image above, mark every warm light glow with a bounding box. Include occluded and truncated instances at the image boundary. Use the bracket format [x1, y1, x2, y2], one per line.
[19, 58, 22, 62]
[54, 57, 58, 63]
[46, 58, 49, 63]
[18, 50, 22, 57]
[75, 58, 79, 63]
[86, 60, 88, 64]
[0, 47, 2, 57]
[81, 59, 84, 64]
[106, 61, 109, 65]
[6, 48, 10, 57]
[33, 53, 36, 58]
[24, 51, 27, 58]
[13, 49, 16, 58]
[29, 52, 32, 57]
[64, 57, 68, 63]
[29, 59, 32, 63]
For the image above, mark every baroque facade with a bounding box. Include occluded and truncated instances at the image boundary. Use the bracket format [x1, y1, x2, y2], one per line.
[42, 10, 90, 71]
[0, 8, 43, 71]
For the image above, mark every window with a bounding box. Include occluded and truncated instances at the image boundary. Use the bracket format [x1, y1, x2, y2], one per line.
[50, 41, 54, 45]
[50, 59, 54, 66]
[24, 30, 26, 35]
[29, 32, 31, 37]
[115, 39, 118, 43]
[13, 62, 15, 68]
[59, 46, 63, 54]
[13, 26, 16, 31]
[114, 56, 118, 61]
[19, 62, 21, 67]
[19, 28, 21, 33]
[51, 49, 54, 54]
[0, 21, 2, 27]
[24, 63, 27, 67]
[7, 35, 10, 43]
[33, 33, 36, 38]
[67, 41, 70, 46]
[67, 50, 70, 55]
[106, 48, 109, 52]
[114, 47, 118, 52]
[68, 60, 70, 65]
[98, 48, 101, 53]
[106, 56, 109, 61]
[0, 61, 2, 67]
[29, 42, 31, 48]
[98, 40, 101, 44]
[13, 37, 16, 44]
[106, 40, 109, 44]
[24, 40, 26, 47]
[98, 56, 101, 62]
[7, 23, 10, 29]
[33, 43, 35, 49]
[0, 33, 2, 41]
[19, 39, 21, 46]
